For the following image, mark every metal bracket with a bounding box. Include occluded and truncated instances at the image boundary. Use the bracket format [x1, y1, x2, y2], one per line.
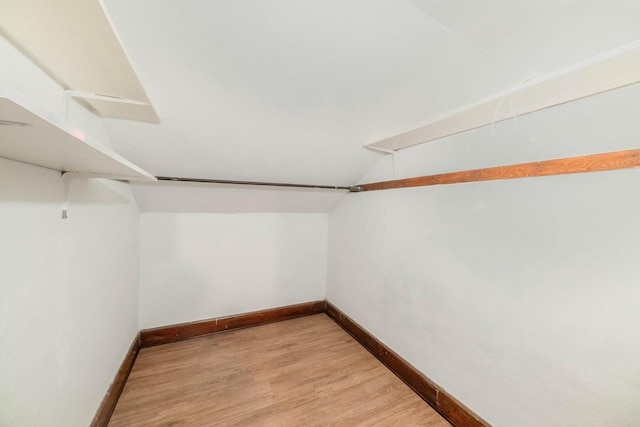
[60, 172, 132, 220]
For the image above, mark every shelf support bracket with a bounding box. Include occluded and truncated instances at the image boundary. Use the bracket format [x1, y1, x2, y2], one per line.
[60, 172, 131, 219]
[64, 90, 149, 122]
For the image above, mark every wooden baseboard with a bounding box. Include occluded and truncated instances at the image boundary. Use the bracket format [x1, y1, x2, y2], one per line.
[93, 301, 486, 427]
[140, 300, 326, 347]
[325, 302, 489, 427]
[91, 333, 140, 427]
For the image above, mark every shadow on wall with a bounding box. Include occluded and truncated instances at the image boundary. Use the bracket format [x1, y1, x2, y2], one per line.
[66, 177, 132, 207]
[139, 213, 328, 329]
[128, 180, 347, 213]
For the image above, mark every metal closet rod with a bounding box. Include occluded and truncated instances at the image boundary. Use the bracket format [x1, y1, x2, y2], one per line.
[155, 176, 362, 192]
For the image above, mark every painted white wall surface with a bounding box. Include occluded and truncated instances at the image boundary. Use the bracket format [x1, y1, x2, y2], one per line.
[327, 84, 640, 426]
[0, 35, 141, 427]
[139, 213, 328, 329]
[0, 158, 141, 427]
[130, 182, 347, 214]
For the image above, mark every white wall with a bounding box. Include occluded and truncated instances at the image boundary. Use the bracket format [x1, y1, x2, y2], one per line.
[327, 84, 640, 426]
[0, 37, 141, 426]
[139, 213, 328, 328]
[0, 159, 140, 427]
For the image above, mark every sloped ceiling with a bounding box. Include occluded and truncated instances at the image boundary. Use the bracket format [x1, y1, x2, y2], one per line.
[101, 0, 640, 180]
[50, 0, 640, 212]
[0, 0, 159, 123]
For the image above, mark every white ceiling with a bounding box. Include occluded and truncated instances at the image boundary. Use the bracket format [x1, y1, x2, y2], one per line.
[101, 0, 640, 186]
[0, 0, 159, 123]
[103, 0, 470, 186]
[130, 181, 347, 213]
[15, 0, 631, 213]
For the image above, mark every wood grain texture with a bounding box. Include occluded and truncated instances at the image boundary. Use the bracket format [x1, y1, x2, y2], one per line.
[91, 334, 140, 427]
[139, 301, 326, 347]
[326, 302, 489, 427]
[109, 314, 449, 426]
[360, 148, 640, 191]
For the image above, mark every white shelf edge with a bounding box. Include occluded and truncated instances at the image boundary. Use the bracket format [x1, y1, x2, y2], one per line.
[366, 40, 640, 152]
[0, 84, 156, 181]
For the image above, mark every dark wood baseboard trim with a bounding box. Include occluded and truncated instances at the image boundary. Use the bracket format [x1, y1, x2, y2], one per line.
[91, 333, 140, 427]
[140, 300, 326, 347]
[325, 301, 489, 427]
[94, 301, 486, 427]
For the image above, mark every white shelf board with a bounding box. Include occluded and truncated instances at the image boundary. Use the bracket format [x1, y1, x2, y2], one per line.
[367, 41, 640, 152]
[0, 85, 156, 181]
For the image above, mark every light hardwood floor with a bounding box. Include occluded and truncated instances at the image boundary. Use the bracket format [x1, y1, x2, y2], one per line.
[109, 314, 450, 426]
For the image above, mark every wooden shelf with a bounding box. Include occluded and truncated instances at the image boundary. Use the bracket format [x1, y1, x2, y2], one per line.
[0, 85, 156, 181]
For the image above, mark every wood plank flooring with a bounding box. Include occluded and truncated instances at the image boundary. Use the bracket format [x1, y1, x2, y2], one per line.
[109, 314, 450, 426]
